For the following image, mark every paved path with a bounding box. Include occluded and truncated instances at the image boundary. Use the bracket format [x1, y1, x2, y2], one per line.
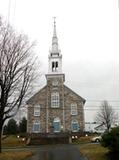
[26, 144, 87, 160]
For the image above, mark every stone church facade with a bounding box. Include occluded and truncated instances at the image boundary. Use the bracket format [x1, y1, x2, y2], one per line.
[27, 20, 85, 139]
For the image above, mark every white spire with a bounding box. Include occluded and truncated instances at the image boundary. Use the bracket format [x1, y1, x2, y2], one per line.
[53, 17, 57, 37]
[48, 18, 62, 74]
[51, 17, 59, 53]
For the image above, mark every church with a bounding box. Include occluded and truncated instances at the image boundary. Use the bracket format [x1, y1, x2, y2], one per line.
[27, 20, 86, 143]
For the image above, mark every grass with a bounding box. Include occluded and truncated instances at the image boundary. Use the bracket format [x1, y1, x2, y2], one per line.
[79, 143, 108, 160]
[2, 135, 26, 147]
[0, 151, 33, 160]
[72, 135, 98, 144]
[73, 136, 109, 160]
[1, 135, 33, 160]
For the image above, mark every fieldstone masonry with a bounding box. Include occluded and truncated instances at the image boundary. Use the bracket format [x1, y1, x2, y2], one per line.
[27, 82, 85, 134]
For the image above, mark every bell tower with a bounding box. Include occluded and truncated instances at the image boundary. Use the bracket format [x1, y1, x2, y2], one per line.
[45, 18, 65, 133]
[48, 18, 63, 75]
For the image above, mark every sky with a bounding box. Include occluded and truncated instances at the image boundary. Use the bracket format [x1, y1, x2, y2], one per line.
[0, 0, 119, 123]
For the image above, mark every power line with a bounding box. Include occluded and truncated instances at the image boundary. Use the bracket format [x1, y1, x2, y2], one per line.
[85, 105, 119, 107]
[33, 107, 119, 111]
[86, 100, 119, 102]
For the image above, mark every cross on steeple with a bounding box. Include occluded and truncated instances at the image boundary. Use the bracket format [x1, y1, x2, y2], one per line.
[53, 17, 57, 38]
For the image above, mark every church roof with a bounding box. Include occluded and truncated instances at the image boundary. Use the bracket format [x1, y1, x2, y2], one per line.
[27, 84, 85, 105]
[64, 85, 86, 104]
[26, 85, 47, 104]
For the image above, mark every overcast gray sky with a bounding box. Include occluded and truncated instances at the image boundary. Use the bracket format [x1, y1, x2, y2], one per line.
[0, 0, 119, 122]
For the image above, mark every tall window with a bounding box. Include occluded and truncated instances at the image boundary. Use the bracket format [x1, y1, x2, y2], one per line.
[51, 92, 59, 108]
[52, 61, 58, 71]
[71, 119, 79, 132]
[33, 121, 40, 133]
[34, 105, 40, 116]
[71, 103, 77, 115]
[53, 117, 61, 132]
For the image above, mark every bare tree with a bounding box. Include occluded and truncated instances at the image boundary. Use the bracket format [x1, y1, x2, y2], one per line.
[95, 100, 118, 132]
[0, 17, 36, 153]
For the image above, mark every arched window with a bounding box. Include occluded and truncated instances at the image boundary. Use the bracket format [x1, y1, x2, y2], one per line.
[56, 61, 58, 70]
[71, 119, 79, 132]
[52, 62, 55, 71]
[53, 117, 61, 132]
[52, 61, 58, 72]
[51, 92, 59, 108]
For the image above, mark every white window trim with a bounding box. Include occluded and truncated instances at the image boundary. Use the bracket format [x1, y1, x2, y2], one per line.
[33, 122, 40, 133]
[71, 103, 77, 115]
[71, 120, 79, 132]
[51, 92, 59, 108]
[53, 117, 61, 132]
[34, 105, 40, 116]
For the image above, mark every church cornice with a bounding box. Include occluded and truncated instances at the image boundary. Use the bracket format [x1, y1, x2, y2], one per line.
[48, 54, 62, 59]
[45, 73, 65, 81]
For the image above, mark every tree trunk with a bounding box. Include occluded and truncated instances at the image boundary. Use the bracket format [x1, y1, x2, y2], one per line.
[0, 129, 2, 153]
[0, 121, 3, 153]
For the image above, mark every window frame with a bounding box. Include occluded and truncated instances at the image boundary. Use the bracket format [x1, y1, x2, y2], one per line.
[32, 121, 40, 133]
[51, 92, 60, 108]
[52, 61, 58, 72]
[34, 105, 40, 116]
[53, 117, 61, 132]
[71, 119, 79, 132]
[71, 103, 78, 115]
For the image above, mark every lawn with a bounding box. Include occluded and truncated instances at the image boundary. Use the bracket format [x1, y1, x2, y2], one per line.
[2, 135, 26, 147]
[73, 135, 94, 144]
[0, 135, 33, 160]
[79, 143, 108, 160]
[0, 151, 33, 160]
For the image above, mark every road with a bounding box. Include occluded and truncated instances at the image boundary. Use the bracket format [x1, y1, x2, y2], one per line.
[26, 144, 87, 160]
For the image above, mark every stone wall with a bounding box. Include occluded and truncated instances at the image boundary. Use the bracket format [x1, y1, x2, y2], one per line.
[46, 75, 64, 132]
[27, 86, 47, 133]
[64, 85, 85, 132]
[27, 75, 85, 134]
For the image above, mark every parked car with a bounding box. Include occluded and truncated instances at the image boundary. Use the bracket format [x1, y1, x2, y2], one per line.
[91, 136, 102, 142]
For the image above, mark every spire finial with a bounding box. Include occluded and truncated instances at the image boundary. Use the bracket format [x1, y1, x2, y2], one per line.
[53, 17, 56, 26]
[53, 17, 57, 37]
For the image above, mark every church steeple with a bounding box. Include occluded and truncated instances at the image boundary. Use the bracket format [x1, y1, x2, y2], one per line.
[48, 18, 63, 74]
[51, 17, 60, 53]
